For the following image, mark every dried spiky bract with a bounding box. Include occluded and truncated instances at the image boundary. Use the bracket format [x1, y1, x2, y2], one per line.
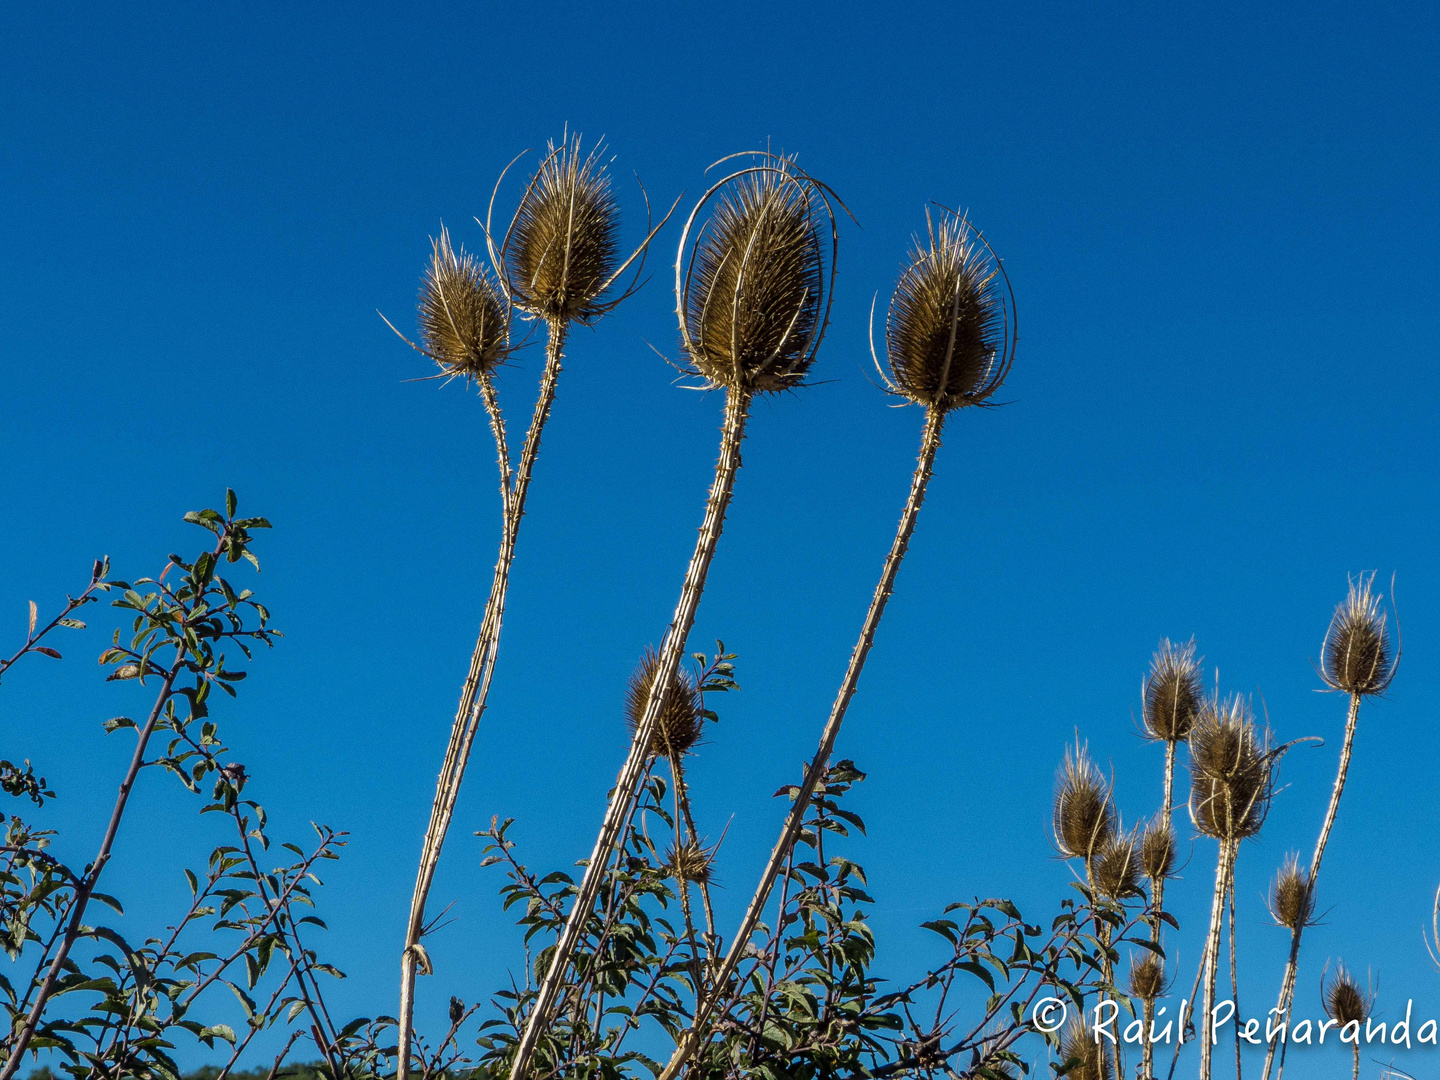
[885, 211, 1009, 411]
[1059, 1018, 1114, 1080]
[1052, 744, 1116, 861]
[1140, 816, 1177, 882]
[625, 648, 703, 759]
[1323, 964, 1371, 1027]
[666, 838, 714, 885]
[1188, 696, 1273, 842]
[1269, 853, 1314, 930]
[682, 159, 828, 393]
[1322, 574, 1395, 696]
[507, 135, 620, 324]
[1128, 952, 1165, 1002]
[1143, 638, 1202, 742]
[419, 229, 508, 378]
[1091, 830, 1140, 900]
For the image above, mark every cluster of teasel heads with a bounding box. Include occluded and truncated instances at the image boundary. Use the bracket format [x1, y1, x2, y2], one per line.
[1048, 572, 1397, 1080]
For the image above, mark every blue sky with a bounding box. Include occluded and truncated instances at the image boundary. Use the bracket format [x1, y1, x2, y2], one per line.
[3, 1, 1438, 1072]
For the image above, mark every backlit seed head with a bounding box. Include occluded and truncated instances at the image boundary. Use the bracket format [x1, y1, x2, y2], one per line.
[1090, 828, 1140, 900]
[1321, 573, 1396, 696]
[625, 648, 703, 760]
[506, 134, 620, 324]
[1188, 695, 1273, 842]
[665, 838, 715, 885]
[1323, 964, 1371, 1028]
[1052, 743, 1117, 861]
[1143, 639, 1203, 742]
[418, 228, 508, 379]
[1059, 1018, 1114, 1080]
[1129, 953, 1166, 1002]
[1269, 853, 1315, 930]
[883, 209, 1012, 413]
[679, 156, 833, 393]
[1140, 816, 1177, 882]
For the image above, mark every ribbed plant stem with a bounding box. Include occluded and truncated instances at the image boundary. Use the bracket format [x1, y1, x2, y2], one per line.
[1143, 739, 1178, 1080]
[655, 404, 948, 1080]
[1199, 839, 1236, 1080]
[1261, 692, 1361, 1080]
[506, 388, 753, 1080]
[397, 320, 567, 1080]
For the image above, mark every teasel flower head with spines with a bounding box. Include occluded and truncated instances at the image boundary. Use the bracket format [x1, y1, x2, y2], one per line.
[876, 207, 1015, 413]
[1052, 741, 1117, 862]
[1128, 951, 1166, 1002]
[1059, 1017, 1114, 1080]
[406, 227, 510, 381]
[1269, 853, 1315, 930]
[1323, 963, 1372, 1028]
[1188, 694, 1276, 843]
[676, 153, 841, 394]
[1139, 814, 1177, 882]
[1142, 638, 1203, 743]
[1090, 826, 1141, 900]
[1320, 572, 1398, 696]
[665, 838, 716, 886]
[625, 647, 704, 761]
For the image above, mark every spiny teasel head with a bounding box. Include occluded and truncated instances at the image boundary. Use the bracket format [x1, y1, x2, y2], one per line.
[1090, 827, 1140, 900]
[1052, 742, 1116, 861]
[504, 134, 621, 325]
[665, 838, 715, 885]
[1128, 952, 1166, 1002]
[1321, 573, 1396, 696]
[1059, 1018, 1114, 1080]
[1140, 815, 1177, 882]
[881, 209, 1013, 412]
[417, 228, 508, 379]
[1188, 695, 1274, 842]
[625, 648, 703, 760]
[1323, 964, 1372, 1028]
[1142, 638, 1203, 743]
[1269, 853, 1314, 930]
[678, 155, 835, 394]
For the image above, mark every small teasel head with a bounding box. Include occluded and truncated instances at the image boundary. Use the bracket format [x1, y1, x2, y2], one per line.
[1059, 1017, 1114, 1080]
[1188, 695, 1274, 842]
[1090, 827, 1140, 900]
[1269, 853, 1315, 930]
[1128, 952, 1166, 1002]
[1142, 638, 1203, 742]
[880, 208, 1014, 413]
[666, 838, 715, 885]
[1321, 573, 1397, 696]
[625, 647, 703, 760]
[1052, 741, 1117, 861]
[677, 154, 838, 394]
[1140, 815, 1177, 882]
[1323, 963, 1372, 1028]
[416, 227, 509, 379]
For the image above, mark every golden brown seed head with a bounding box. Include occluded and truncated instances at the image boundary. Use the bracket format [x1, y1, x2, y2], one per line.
[1269, 854, 1314, 930]
[1188, 695, 1273, 842]
[1052, 743, 1116, 861]
[506, 135, 620, 325]
[1129, 953, 1166, 1002]
[1321, 574, 1395, 696]
[1140, 816, 1177, 882]
[666, 838, 715, 885]
[1090, 828, 1140, 900]
[681, 158, 829, 393]
[1143, 638, 1203, 742]
[885, 210, 1010, 412]
[418, 228, 508, 379]
[1059, 1018, 1114, 1080]
[1323, 964, 1371, 1028]
[625, 648, 703, 760]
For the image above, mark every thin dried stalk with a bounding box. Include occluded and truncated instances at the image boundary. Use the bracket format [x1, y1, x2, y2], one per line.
[656, 404, 948, 1080]
[1198, 839, 1236, 1080]
[1142, 739, 1177, 1080]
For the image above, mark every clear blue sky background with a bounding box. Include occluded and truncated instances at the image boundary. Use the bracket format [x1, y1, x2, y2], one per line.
[3, 2, 1437, 1074]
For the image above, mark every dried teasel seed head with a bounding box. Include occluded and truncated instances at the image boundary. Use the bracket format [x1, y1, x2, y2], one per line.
[506, 134, 620, 325]
[1321, 573, 1396, 696]
[1188, 695, 1273, 842]
[418, 228, 508, 379]
[1269, 853, 1314, 930]
[1323, 964, 1372, 1028]
[1090, 828, 1141, 900]
[1140, 816, 1177, 882]
[679, 156, 833, 393]
[1059, 1018, 1114, 1080]
[883, 209, 1012, 412]
[665, 838, 715, 885]
[625, 648, 703, 760]
[1052, 743, 1116, 861]
[1143, 638, 1203, 742]
[1128, 952, 1166, 1002]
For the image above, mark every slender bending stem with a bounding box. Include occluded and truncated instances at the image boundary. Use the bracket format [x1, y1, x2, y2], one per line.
[1199, 839, 1236, 1080]
[1229, 873, 1241, 1080]
[507, 389, 753, 1080]
[1143, 739, 1178, 1080]
[1262, 692, 1361, 1080]
[397, 321, 568, 1080]
[655, 405, 948, 1080]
